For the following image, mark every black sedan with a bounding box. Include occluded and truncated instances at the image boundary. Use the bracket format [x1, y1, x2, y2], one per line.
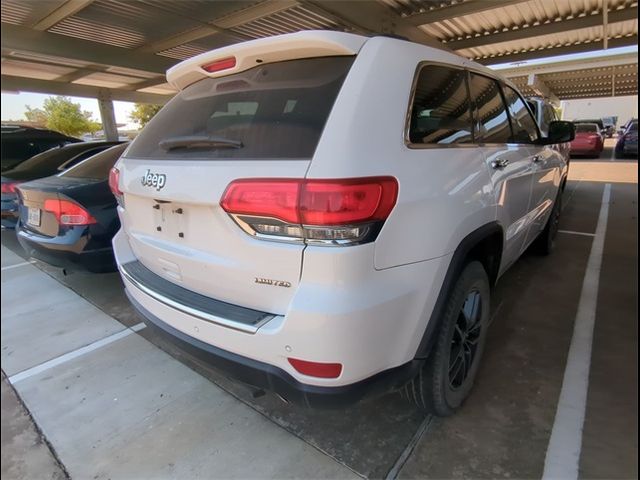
[2, 140, 122, 227]
[16, 143, 128, 273]
[1, 125, 81, 173]
[616, 120, 638, 158]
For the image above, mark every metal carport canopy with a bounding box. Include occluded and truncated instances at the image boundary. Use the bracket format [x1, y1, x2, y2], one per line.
[1, 0, 638, 138]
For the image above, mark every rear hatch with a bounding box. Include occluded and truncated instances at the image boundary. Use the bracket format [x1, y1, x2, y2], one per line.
[119, 54, 357, 315]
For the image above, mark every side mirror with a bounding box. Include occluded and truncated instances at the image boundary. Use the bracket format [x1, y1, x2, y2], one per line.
[538, 121, 575, 145]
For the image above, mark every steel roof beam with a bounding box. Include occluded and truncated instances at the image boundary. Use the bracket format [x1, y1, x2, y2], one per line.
[1, 75, 173, 104]
[31, 0, 94, 31]
[404, 0, 530, 26]
[302, 0, 443, 48]
[446, 7, 638, 50]
[494, 52, 638, 76]
[136, 1, 300, 54]
[1, 23, 177, 75]
[526, 74, 559, 105]
[477, 35, 638, 65]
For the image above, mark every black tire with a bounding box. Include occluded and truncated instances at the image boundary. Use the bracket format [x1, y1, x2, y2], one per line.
[532, 189, 562, 255]
[403, 261, 490, 416]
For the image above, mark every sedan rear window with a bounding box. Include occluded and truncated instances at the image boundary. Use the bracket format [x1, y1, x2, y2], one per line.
[125, 56, 355, 160]
[575, 124, 598, 133]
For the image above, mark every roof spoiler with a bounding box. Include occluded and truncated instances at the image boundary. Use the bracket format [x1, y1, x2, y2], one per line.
[166, 30, 367, 90]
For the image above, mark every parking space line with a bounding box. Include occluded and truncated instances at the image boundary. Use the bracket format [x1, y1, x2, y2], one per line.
[1, 261, 35, 271]
[558, 230, 596, 237]
[542, 183, 611, 480]
[8, 323, 146, 384]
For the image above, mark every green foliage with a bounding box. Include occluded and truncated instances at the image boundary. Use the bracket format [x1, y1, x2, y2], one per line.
[24, 96, 100, 137]
[129, 103, 162, 128]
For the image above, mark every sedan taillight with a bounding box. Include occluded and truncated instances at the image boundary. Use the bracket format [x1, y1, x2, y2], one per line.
[44, 199, 97, 226]
[221, 177, 398, 245]
[1, 182, 19, 194]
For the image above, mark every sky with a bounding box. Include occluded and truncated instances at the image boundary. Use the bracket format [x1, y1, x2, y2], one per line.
[1, 45, 637, 128]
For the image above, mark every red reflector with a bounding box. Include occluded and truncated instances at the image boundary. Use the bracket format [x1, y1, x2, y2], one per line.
[43, 199, 96, 226]
[220, 177, 398, 226]
[109, 167, 122, 196]
[288, 358, 343, 379]
[1, 182, 19, 194]
[202, 56, 236, 73]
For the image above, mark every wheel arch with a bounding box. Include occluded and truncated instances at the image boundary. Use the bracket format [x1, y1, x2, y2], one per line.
[414, 221, 503, 360]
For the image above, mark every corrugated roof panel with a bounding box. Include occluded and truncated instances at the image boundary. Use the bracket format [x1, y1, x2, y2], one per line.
[138, 0, 258, 23]
[156, 44, 209, 61]
[73, 72, 147, 88]
[228, 4, 351, 39]
[0, 0, 67, 26]
[48, 17, 147, 48]
[380, 0, 463, 18]
[1, 59, 77, 80]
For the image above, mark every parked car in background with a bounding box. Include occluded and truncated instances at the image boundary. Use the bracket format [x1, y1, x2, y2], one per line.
[110, 31, 574, 415]
[527, 97, 571, 165]
[1, 141, 123, 227]
[1, 125, 81, 173]
[615, 119, 638, 157]
[16, 143, 128, 273]
[570, 123, 604, 157]
[573, 119, 607, 139]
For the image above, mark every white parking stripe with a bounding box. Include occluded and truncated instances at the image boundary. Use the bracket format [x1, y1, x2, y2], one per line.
[8, 323, 146, 384]
[558, 230, 596, 237]
[542, 183, 611, 480]
[1, 261, 35, 271]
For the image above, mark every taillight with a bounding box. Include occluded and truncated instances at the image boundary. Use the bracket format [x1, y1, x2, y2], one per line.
[220, 177, 398, 245]
[109, 167, 124, 205]
[43, 199, 96, 226]
[202, 56, 236, 73]
[1, 182, 19, 194]
[288, 358, 343, 379]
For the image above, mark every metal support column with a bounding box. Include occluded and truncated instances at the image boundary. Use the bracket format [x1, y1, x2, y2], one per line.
[97, 89, 118, 141]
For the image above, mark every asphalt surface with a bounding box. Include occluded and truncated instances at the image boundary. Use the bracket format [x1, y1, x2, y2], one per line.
[1, 144, 637, 479]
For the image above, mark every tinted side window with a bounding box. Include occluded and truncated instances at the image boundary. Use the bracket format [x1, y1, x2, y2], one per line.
[503, 86, 539, 143]
[408, 65, 473, 145]
[468, 73, 511, 144]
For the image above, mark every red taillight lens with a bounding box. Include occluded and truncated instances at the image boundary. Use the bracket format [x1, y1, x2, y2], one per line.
[1, 182, 19, 194]
[202, 56, 236, 73]
[221, 179, 300, 224]
[220, 177, 398, 245]
[301, 178, 398, 225]
[108, 167, 122, 196]
[43, 199, 96, 226]
[288, 358, 343, 379]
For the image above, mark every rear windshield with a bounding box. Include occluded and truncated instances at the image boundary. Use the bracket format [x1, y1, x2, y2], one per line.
[125, 56, 355, 160]
[575, 124, 598, 133]
[62, 143, 129, 180]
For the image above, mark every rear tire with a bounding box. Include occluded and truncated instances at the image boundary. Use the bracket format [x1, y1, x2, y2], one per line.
[532, 189, 562, 255]
[403, 261, 490, 416]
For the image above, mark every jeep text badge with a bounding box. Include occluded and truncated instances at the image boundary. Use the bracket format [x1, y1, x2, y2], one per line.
[141, 169, 166, 191]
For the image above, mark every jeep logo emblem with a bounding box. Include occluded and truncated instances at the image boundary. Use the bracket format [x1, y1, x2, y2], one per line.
[141, 170, 166, 191]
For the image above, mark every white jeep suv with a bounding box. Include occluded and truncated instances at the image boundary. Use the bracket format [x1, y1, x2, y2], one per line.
[110, 31, 574, 415]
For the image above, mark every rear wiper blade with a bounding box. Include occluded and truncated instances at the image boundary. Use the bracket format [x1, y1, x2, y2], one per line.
[159, 135, 243, 151]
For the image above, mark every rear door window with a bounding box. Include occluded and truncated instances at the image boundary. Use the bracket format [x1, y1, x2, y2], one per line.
[63, 143, 128, 180]
[407, 65, 473, 145]
[468, 73, 511, 144]
[503, 86, 539, 143]
[125, 56, 355, 160]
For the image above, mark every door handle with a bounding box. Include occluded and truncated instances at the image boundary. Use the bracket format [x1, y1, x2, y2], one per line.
[491, 158, 509, 169]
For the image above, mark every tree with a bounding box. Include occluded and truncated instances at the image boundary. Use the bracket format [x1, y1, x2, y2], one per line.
[129, 103, 162, 128]
[24, 96, 100, 137]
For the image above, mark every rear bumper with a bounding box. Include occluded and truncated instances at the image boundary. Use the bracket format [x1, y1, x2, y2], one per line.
[16, 224, 116, 272]
[128, 291, 421, 408]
